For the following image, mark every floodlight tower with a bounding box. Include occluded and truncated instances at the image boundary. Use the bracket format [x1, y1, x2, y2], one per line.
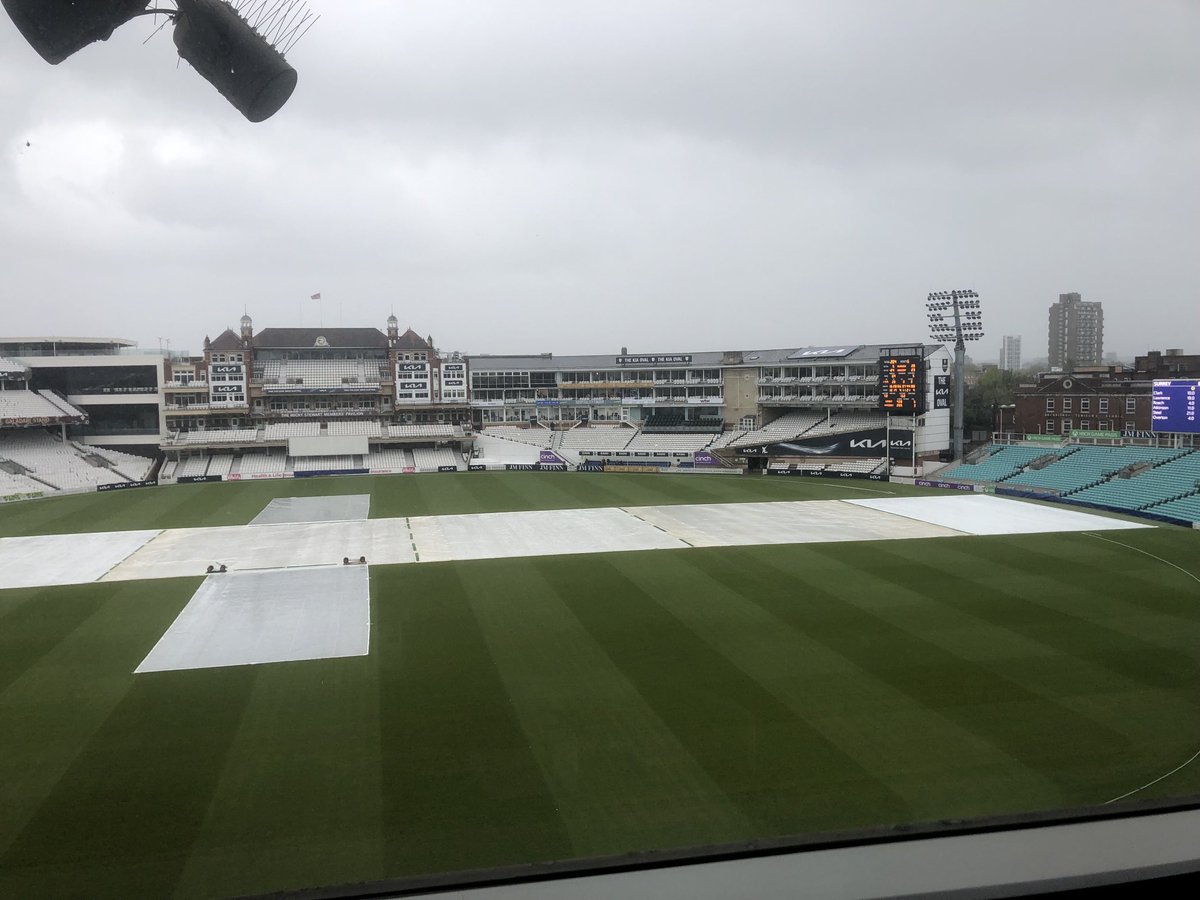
[926, 289, 983, 460]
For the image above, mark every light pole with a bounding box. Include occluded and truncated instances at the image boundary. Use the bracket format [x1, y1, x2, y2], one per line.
[926, 290, 983, 461]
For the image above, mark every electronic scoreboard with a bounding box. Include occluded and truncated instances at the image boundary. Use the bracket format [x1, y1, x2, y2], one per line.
[879, 355, 925, 414]
[1152, 380, 1200, 433]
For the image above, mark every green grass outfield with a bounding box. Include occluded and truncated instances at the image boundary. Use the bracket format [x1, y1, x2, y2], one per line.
[2, 473, 1199, 898]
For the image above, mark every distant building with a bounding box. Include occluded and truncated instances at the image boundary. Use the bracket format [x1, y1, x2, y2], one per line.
[1048, 292, 1104, 369]
[1135, 348, 1200, 380]
[999, 335, 1021, 371]
[1014, 366, 1149, 437]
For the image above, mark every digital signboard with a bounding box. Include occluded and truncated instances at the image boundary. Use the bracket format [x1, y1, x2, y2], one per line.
[1152, 380, 1200, 433]
[879, 355, 925, 415]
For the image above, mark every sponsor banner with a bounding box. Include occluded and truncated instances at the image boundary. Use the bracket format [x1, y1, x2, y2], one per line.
[1069, 429, 1121, 439]
[616, 451, 631, 457]
[505, 462, 568, 471]
[915, 479, 976, 491]
[1122, 430, 1155, 439]
[211, 384, 242, 394]
[398, 363, 428, 371]
[634, 451, 649, 457]
[96, 479, 156, 492]
[398, 381, 429, 390]
[934, 375, 950, 409]
[766, 469, 885, 481]
[437, 465, 458, 472]
[578, 461, 606, 472]
[210, 364, 243, 375]
[616, 354, 692, 366]
[742, 428, 913, 458]
[176, 474, 223, 484]
[602, 464, 664, 473]
[1023, 434, 1062, 442]
[579, 450, 592, 457]
[598, 451, 612, 457]
[293, 468, 369, 478]
[2, 491, 45, 502]
[693, 450, 721, 467]
[539, 450, 566, 465]
[468, 463, 488, 471]
[652, 451, 669, 457]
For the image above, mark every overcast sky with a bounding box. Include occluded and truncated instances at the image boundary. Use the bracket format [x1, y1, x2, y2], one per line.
[2, 0, 1197, 362]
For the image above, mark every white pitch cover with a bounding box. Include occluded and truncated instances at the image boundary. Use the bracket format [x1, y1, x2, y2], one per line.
[134, 565, 370, 674]
[0, 530, 160, 589]
[847, 493, 1153, 535]
[249, 493, 371, 526]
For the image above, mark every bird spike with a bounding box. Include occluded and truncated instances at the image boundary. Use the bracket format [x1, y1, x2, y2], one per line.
[227, 0, 319, 55]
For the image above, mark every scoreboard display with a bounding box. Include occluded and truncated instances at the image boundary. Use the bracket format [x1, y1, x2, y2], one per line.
[879, 355, 925, 414]
[1152, 380, 1200, 433]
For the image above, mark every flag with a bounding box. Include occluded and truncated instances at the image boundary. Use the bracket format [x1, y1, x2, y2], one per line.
[310, 292, 321, 300]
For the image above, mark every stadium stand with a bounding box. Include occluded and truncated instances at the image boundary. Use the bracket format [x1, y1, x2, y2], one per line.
[560, 426, 635, 451]
[79, 443, 154, 481]
[625, 432, 714, 452]
[179, 428, 259, 444]
[707, 430, 748, 449]
[328, 421, 383, 437]
[0, 431, 128, 490]
[412, 447, 461, 470]
[733, 411, 825, 447]
[206, 455, 234, 478]
[366, 447, 410, 469]
[388, 424, 461, 439]
[480, 425, 554, 448]
[237, 452, 287, 476]
[938, 445, 1071, 483]
[1071, 450, 1200, 514]
[259, 358, 381, 390]
[293, 455, 360, 472]
[264, 422, 320, 440]
[1005, 445, 1182, 495]
[0, 390, 78, 421]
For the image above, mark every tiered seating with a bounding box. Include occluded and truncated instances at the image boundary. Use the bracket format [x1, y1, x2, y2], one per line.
[207, 455, 234, 477]
[159, 460, 177, 480]
[388, 424, 460, 439]
[412, 447, 461, 470]
[1150, 492, 1200, 523]
[939, 445, 1069, 483]
[811, 411, 888, 436]
[480, 425, 553, 448]
[367, 447, 410, 468]
[1074, 451, 1200, 513]
[0, 431, 126, 489]
[181, 428, 258, 444]
[827, 459, 886, 474]
[77, 444, 154, 481]
[0, 390, 72, 420]
[238, 452, 287, 476]
[1006, 446, 1181, 495]
[175, 457, 210, 478]
[260, 358, 382, 390]
[0, 469, 46, 493]
[708, 430, 747, 449]
[264, 422, 319, 440]
[560, 427, 634, 451]
[625, 432, 714, 452]
[328, 420, 382, 437]
[733, 412, 824, 447]
[293, 455, 358, 472]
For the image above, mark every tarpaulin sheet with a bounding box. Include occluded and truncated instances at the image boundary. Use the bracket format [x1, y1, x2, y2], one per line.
[249, 494, 370, 526]
[135, 565, 369, 673]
